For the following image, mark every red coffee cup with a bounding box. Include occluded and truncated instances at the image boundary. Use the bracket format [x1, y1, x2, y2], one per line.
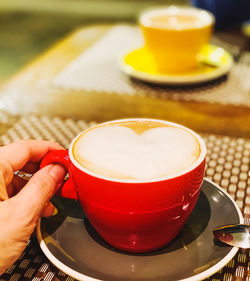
[41, 119, 206, 253]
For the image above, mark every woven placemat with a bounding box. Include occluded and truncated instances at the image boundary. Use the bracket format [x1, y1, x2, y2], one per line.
[53, 25, 250, 107]
[0, 115, 249, 281]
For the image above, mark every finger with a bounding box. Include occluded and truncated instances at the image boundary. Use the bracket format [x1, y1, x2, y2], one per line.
[0, 171, 8, 201]
[6, 162, 41, 197]
[0, 140, 64, 186]
[8, 160, 61, 197]
[15, 164, 66, 218]
[0, 139, 63, 168]
[41, 201, 58, 217]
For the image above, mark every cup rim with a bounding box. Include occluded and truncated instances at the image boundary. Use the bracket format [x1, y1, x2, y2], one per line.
[69, 118, 206, 184]
[139, 5, 215, 30]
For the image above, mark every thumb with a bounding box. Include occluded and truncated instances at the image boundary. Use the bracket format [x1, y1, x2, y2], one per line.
[15, 164, 66, 218]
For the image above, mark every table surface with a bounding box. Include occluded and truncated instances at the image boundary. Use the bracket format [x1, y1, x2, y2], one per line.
[0, 24, 249, 281]
[0, 24, 249, 138]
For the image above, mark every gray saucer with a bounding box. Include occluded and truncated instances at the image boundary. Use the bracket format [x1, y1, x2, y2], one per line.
[37, 179, 243, 281]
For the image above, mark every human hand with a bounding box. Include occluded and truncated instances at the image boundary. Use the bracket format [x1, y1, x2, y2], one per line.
[0, 140, 66, 274]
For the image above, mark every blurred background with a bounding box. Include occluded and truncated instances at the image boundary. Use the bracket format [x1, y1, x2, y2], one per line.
[0, 0, 190, 85]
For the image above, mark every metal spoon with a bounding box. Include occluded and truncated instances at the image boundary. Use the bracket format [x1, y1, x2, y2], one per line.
[213, 224, 250, 249]
[197, 45, 228, 68]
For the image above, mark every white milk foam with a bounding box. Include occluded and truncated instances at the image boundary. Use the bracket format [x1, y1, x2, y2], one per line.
[140, 7, 213, 30]
[73, 123, 200, 181]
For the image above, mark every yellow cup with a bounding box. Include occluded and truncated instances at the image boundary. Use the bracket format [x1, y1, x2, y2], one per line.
[139, 6, 215, 73]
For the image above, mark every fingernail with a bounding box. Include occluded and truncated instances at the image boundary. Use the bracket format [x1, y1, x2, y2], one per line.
[49, 164, 66, 183]
[53, 207, 58, 216]
[42, 201, 58, 217]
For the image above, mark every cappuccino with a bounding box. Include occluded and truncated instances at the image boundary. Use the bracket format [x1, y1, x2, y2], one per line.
[72, 120, 201, 181]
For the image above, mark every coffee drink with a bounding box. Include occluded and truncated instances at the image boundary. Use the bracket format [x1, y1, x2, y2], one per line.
[73, 119, 201, 181]
[139, 6, 214, 72]
[42, 118, 206, 252]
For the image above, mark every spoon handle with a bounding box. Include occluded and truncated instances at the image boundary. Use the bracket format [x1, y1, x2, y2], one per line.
[213, 224, 250, 249]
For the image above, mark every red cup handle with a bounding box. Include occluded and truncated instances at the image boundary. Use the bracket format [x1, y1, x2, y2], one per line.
[40, 150, 78, 200]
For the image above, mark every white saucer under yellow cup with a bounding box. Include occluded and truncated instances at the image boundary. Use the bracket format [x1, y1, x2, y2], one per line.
[120, 6, 233, 85]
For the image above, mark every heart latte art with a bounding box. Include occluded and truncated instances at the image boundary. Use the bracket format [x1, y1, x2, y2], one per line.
[73, 120, 200, 181]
